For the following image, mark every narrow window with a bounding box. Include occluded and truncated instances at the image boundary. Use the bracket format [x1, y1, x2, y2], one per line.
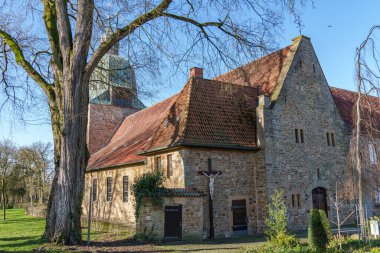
[167, 154, 173, 178]
[331, 133, 336, 146]
[317, 168, 321, 179]
[123, 176, 128, 202]
[375, 187, 380, 207]
[299, 60, 302, 69]
[313, 64, 316, 73]
[295, 129, 299, 143]
[155, 156, 162, 171]
[326, 133, 331, 146]
[369, 143, 377, 165]
[92, 179, 97, 201]
[300, 129, 304, 143]
[292, 194, 300, 207]
[106, 177, 112, 202]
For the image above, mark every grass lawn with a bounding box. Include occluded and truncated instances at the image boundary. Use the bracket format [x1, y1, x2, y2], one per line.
[0, 209, 45, 252]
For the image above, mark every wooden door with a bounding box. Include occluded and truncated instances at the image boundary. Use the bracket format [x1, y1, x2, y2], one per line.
[164, 205, 182, 241]
[232, 199, 248, 231]
[312, 187, 328, 215]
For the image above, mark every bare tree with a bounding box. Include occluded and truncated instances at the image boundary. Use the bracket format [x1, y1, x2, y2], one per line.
[353, 25, 380, 239]
[0, 0, 306, 244]
[0, 139, 16, 222]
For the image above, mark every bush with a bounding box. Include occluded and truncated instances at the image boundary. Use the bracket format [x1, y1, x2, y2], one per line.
[132, 170, 165, 220]
[308, 209, 331, 252]
[264, 189, 299, 248]
[241, 244, 316, 253]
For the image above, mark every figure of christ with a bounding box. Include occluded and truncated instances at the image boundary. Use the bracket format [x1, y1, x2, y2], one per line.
[202, 171, 221, 199]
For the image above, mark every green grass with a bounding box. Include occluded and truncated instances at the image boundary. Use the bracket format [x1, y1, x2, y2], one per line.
[0, 209, 45, 252]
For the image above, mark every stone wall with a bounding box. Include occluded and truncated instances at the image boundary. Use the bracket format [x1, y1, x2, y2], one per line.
[83, 149, 187, 225]
[182, 147, 266, 237]
[83, 163, 148, 226]
[136, 197, 204, 241]
[261, 36, 355, 229]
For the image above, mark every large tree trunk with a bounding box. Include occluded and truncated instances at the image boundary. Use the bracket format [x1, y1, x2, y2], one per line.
[43, 77, 90, 244]
[2, 179, 6, 222]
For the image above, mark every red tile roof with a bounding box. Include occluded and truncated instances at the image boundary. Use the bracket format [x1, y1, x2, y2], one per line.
[214, 45, 293, 96]
[88, 78, 258, 170]
[331, 87, 380, 131]
[87, 94, 178, 170]
[143, 78, 258, 152]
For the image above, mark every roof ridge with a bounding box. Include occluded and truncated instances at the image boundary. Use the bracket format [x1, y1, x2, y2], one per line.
[214, 44, 292, 81]
[143, 78, 194, 151]
[269, 38, 302, 104]
[179, 77, 195, 144]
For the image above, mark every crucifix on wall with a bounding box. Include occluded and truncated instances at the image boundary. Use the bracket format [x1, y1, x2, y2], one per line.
[198, 158, 222, 239]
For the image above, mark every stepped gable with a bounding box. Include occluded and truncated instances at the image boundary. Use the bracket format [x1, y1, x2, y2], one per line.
[331, 87, 380, 130]
[88, 77, 258, 170]
[214, 45, 292, 96]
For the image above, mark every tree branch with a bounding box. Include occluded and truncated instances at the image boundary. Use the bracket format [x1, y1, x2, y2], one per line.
[85, 0, 173, 78]
[0, 30, 55, 101]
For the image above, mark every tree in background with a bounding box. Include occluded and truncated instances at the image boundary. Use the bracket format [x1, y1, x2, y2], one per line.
[0, 139, 16, 222]
[352, 25, 380, 240]
[0, 0, 306, 244]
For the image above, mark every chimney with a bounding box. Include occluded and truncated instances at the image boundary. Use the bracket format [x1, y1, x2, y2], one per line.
[190, 67, 203, 79]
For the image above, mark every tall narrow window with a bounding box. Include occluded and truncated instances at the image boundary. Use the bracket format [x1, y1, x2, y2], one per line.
[295, 129, 299, 143]
[167, 154, 173, 178]
[331, 133, 336, 146]
[326, 133, 331, 146]
[369, 143, 377, 165]
[300, 129, 304, 143]
[317, 168, 321, 179]
[123, 176, 128, 202]
[92, 179, 97, 201]
[375, 187, 380, 207]
[106, 177, 112, 202]
[313, 64, 316, 73]
[155, 156, 162, 171]
[292, 194, 301, 207]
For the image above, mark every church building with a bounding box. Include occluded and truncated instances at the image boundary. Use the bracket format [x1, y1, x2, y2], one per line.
[83, 35, 379, 241]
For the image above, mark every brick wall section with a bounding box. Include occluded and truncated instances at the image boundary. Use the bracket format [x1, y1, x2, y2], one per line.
[261, 36, 355, 229]
[136, 197, 204, 241]
[87, 104, 140, 155]
[182, 148, 266, 237]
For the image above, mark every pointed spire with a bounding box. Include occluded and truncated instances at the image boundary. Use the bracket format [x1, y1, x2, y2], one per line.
[101, 20, 119, 55]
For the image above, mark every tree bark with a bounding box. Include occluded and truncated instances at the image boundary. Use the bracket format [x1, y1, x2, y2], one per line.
[2, 178, 6, 222]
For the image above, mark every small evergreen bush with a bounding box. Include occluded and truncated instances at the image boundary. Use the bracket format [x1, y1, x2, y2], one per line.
[308, 209, 331, 252]
[265, 189, 299, 248]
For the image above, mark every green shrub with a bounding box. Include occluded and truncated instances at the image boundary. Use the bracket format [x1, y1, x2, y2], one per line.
[241, 244, 316, 253]
[308, 209, 331, 252]
[132, 170, 165, 220]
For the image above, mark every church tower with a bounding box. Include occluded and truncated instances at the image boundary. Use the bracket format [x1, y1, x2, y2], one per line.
[87, 26, 145, 155]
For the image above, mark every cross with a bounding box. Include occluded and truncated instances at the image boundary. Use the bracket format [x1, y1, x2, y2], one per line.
[197, 158, 222, 239]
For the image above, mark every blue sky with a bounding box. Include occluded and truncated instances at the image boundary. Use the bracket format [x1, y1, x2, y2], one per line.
[1, 0, 379, 146]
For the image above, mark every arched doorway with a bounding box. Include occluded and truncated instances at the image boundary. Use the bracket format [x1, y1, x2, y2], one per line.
[312, 187, 328, 215]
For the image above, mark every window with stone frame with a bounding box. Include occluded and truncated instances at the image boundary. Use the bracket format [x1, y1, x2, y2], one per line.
[369, 143, 377, 165]
[106, 177, 112, 202]
[295, 128, 304, 143]
[167, 154, 173, 178]
[92, 178, 97, 201]
[292, 194, 301, 208]
[155, 156, 162, 171]
[122, 176, 128, 202]
[326, 132, 336, 147]
[375, 187, 380, 207]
